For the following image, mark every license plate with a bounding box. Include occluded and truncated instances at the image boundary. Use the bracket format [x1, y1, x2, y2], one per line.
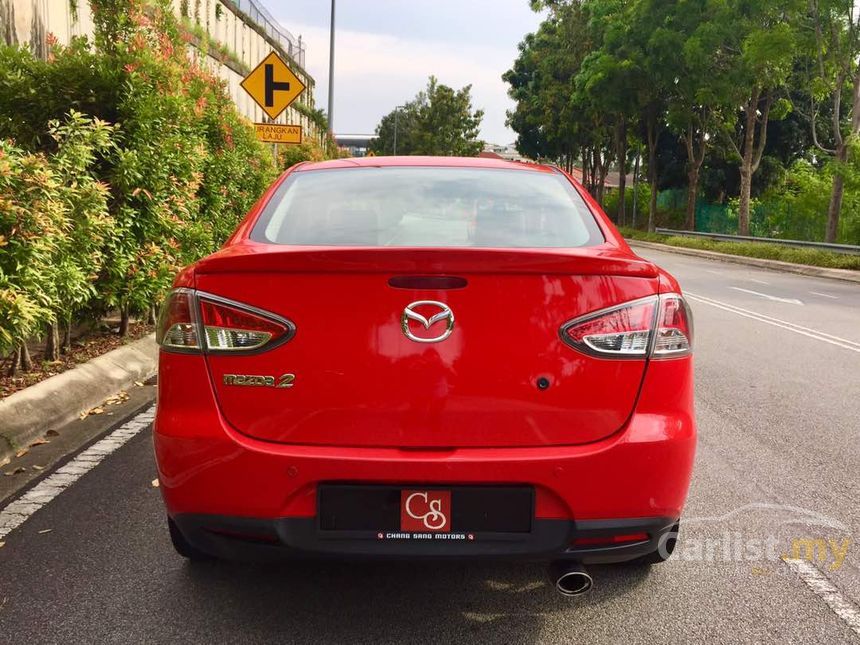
[318, 485, 533, 535]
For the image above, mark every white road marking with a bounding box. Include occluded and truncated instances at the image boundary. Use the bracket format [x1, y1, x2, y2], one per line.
[783, 558, 860, 637]
[685, 292, 860, 353]
[747, 278, 770, 285]
[730, 286, 804, 305]
[0, 406, 155, 540]
[810, 291, 839, 300]
[705, 269, 723, 276]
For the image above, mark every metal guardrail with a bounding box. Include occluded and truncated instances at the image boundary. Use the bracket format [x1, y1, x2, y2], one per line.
[227, 0, 306, 68]
[655, 228, 860, 255]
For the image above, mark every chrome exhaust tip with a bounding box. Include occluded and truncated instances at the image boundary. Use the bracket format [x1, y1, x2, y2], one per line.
[549, 561, 593, 596]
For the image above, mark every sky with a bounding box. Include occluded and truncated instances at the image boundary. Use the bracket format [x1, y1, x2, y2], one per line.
[269, 0, 545, 145]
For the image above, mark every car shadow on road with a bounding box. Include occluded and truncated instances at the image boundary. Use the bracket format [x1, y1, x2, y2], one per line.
[164, 558, 652, 643]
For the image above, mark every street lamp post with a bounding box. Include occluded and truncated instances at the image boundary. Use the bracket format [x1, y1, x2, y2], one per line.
[393, 105, 405, 155]
[327, 0, 335, 133]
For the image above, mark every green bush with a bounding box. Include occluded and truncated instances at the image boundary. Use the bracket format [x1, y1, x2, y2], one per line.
[601, 182, 651, 226]
[0, 113, 114, 355]
[0, 0, 278, 365]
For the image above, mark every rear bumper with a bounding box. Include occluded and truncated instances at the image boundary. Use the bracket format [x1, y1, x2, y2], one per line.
[173, 514, 678, 563]
[154, 353, 695, 562]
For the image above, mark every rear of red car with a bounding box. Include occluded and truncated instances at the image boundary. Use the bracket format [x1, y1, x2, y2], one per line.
[153, 157, 695, 581]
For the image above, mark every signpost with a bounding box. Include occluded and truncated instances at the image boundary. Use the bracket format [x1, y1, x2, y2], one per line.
[254, 123, 302, 144]
[241, 51, 307, 157]
[241, 51, 306, 120]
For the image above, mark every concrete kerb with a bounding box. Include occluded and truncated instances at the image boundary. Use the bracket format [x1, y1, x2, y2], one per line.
[0, 334, 158, 464]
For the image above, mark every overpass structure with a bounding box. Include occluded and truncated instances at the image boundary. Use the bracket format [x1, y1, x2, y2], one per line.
[335, 134, 377, 157]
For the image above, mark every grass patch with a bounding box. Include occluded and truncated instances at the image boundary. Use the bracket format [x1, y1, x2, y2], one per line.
[619, 227, 860, 271]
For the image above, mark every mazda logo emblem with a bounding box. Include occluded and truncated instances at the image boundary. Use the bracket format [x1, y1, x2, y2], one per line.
[400, 300, 455, 343]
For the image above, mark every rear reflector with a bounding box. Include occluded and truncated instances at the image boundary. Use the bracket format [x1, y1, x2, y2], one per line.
[157, 289, 295, 354]
[560, 293, 692, 359]
[572, 532, 649, 547]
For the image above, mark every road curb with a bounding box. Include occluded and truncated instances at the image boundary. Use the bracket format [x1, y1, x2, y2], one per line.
[628, 240, 860, 284]
[0, 334, 157, 463]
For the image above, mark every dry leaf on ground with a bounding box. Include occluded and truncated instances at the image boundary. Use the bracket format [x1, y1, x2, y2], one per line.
[151, 479, 160, 488]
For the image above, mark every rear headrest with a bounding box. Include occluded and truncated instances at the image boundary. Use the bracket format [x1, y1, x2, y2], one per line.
[322, 207, 379, 245]
[473, 205, 526, 247]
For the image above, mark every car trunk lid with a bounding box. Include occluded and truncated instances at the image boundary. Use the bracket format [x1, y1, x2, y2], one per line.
[197, 246, 658, 448]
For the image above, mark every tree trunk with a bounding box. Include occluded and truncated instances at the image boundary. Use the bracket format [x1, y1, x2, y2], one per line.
[147, 304, 157, 325]
[826, 172, 845, 243]
[736, 91, 768, 237]
[738, 167, 752, 236]
[20, 343, 33, 371]
[616, 123, 627, 226]
[581, 146, 587, 186]
[119, 306, 130, 337]
[825, 145, 848, 243]
[648, 175, 658, 232]
[7, 347, 20, 377]
[632, 146, 640, 229]
[62, 321, 72, 353]
[646, 117, 658, 232]
[685, 167, 699, 231]
[44, 320, 60, 362]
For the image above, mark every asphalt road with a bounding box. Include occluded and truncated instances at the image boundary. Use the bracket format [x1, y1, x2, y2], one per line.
[1, 248, 859, 644]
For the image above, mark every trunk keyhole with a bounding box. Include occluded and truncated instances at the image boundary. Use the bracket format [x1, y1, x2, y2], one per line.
[536, 377, 551, 390]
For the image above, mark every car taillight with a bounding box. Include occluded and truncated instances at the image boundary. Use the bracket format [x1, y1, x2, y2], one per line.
[198, 295, 294, 352]
[652, 294, 693, 356]
[156, 288, 200, 351]
[560, 293, 692, 359]
[157, 289, 294, 354]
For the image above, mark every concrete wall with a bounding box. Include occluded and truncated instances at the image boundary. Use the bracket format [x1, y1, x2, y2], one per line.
[0, 0, 317, 137]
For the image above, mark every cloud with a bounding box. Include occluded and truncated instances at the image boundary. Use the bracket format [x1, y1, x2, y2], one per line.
[285, 22, 524, 144]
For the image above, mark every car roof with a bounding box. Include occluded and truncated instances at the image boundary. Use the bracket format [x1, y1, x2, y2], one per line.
[293, 155, 555, 173]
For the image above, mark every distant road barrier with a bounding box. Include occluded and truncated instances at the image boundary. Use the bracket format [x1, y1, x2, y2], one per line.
[655, 228, 860, 255]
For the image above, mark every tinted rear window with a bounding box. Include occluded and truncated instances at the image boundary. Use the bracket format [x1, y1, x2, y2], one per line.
[252, 167, 604, 248]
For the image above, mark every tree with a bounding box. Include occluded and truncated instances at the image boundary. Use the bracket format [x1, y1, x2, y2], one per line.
[504, 2, 608, 182]
[371, 98, 421, 155]
[371, 77, 484, 156]
[800, 0, 860, 242]
[688, 0, 802, 235]
[660, 0, 719, 231]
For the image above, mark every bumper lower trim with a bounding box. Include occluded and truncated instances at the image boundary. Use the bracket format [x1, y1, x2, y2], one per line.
[172, 514, 678, 564]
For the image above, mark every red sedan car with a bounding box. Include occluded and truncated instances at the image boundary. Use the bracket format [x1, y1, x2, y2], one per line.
[154, 156, 695, 595]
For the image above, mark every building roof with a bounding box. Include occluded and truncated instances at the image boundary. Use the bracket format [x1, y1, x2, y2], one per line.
[571, 167, 635, 188]
[477, 150, 506, 160]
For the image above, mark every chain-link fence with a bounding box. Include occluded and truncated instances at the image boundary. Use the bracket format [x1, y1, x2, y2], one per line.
[227, 0, 306, 67]
[654, 188, 857, 243]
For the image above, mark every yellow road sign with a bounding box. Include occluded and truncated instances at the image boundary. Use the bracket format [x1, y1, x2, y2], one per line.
[254, 123, 302, 144]
[241, 51, 306, 120]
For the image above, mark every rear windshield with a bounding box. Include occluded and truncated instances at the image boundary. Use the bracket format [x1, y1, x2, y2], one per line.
[252, 167, 604, 248]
